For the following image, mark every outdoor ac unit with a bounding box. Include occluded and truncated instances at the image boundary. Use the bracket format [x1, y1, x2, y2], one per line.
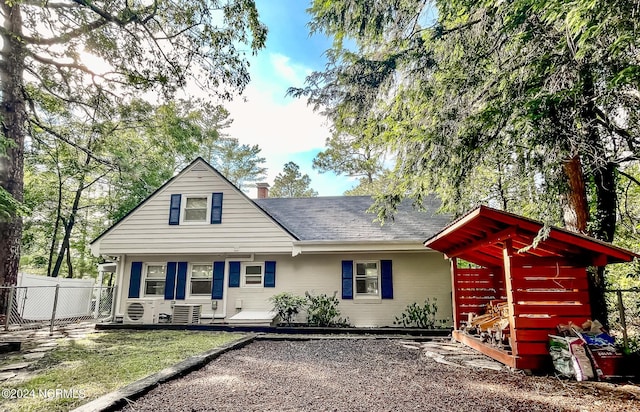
[172, 304, 201, 324]
[124, 301, 156, 324]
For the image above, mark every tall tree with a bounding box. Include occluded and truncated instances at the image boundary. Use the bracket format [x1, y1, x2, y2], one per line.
[21, 99, 261, 277]
[0, 1, 267, 287]
[301, 0, 640, 322]
[208, 137, 267, 191]
[312, 134, 385, 195]
[270, 162, 318, 198]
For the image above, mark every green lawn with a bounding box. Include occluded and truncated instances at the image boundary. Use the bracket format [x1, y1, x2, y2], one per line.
[0, 330, 244, 411]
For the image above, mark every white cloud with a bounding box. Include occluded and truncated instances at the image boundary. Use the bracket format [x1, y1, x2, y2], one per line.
[225, 52, 331, 186]
[214, 52, 353, 197]
[269, 53, 311, 85]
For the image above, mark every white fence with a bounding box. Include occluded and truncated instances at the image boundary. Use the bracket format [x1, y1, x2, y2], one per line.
[1, 273, 115, 332]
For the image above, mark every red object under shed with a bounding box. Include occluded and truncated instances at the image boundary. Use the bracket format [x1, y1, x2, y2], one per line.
[424, 206, 638, 370]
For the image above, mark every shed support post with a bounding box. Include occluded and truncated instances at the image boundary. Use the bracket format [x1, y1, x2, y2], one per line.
[451, 258, 460, 329]
[502, 239, 518, 356]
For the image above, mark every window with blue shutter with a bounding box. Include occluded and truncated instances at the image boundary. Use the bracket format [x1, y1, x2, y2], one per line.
[228, 261, 240, 287]
[169, 194, 181, 225]
[341, 260, 353, 299]
[164, 262, 177, 300]
[264, 261, 276, 287]
[175, 262, 188, 299]
[211, 192, 223, 224]
[380, 260, 393, 299]
[211, 261, 225, 299]
[128, 262, 143, 298]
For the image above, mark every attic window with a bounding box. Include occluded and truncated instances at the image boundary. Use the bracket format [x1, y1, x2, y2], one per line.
[169, 193, 223, 225]
[184, 197, 207, 222]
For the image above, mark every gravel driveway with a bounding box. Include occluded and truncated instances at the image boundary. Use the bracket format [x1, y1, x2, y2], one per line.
[120, 338, 639, 412]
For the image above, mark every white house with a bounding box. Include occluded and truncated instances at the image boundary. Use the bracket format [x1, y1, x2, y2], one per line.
[90, 158, 453, 327]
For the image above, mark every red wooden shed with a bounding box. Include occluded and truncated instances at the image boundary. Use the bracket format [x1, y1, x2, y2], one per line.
[424, 206, 638, 370]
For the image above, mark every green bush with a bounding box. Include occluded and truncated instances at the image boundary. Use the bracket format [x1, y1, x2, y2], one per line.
[394, 298, 439, 328]
[269, 292, 308, 326]
[305, 291, 349, 327]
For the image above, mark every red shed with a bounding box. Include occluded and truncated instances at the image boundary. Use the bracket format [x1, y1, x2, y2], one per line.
[424, 206, 638, 370]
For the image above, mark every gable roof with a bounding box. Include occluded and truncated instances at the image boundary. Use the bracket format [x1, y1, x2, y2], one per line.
[90, 157, 296, 247]
[254, 195, 450, 242]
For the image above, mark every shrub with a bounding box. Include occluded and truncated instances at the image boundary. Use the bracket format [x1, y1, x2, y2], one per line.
[305, 291, 349, 327]
[269, 292, 308, 326]
[394, 298, 439, 328]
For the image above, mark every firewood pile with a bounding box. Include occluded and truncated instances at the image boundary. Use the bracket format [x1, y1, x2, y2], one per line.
[463, 300, 511, 349]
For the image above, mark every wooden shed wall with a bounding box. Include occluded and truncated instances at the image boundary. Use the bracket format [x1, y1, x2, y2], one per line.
[452, 259, 592, 370]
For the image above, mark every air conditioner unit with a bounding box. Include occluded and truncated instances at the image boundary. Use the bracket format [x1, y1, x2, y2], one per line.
[124, 301, 156, 324]
[172, 304, 201, 324]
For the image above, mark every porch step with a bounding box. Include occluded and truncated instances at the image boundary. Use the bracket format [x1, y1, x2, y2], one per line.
[227, 311, 278, 327]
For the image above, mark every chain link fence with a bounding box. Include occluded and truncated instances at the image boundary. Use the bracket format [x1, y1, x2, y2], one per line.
[1, 285, 114, 333]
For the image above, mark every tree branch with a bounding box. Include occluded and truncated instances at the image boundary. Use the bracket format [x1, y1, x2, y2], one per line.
[27, 113, 116, 168]
[71, 0, 157, 27]
[21, 18, 109, 45]
[593, 106, 637, 152]
[22, 0, 81, 9]
[618, 169, 640, 187]
[29, 51, 97, 76]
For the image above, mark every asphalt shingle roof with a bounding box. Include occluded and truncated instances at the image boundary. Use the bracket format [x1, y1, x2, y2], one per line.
[254, 195, 451, 242]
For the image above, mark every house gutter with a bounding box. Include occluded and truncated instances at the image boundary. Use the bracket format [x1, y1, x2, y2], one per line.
[291, 239, 437, 256]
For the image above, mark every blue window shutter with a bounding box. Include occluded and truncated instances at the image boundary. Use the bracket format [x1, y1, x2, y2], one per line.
[212, 261, 225, 299]
[175, 262, 188, 299]
[165, 262, 177, 300]
[169, 194, 181, 225]
[342, 260, 353, 300]
[128, 262, 143, 298]
[229, 261, 240, 287]
[264, 261, 276, 288]
[211, 192, 223, 224]
[381, 260, 394, 299]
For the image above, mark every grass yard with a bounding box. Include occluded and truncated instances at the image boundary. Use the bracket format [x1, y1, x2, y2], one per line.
[0, 330, 243, 412]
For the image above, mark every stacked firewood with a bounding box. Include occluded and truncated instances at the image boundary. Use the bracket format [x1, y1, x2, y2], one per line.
[466, 300, 510, 348]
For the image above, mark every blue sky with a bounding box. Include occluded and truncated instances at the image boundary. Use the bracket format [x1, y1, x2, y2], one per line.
[225, 0, 355, 197]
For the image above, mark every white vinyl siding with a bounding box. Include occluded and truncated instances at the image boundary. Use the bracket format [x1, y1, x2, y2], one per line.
[221, 252, 452, 327]
[93, 161, 295, 255]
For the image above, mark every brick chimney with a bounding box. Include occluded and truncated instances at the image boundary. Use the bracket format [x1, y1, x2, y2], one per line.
[256, 183, 270, 199]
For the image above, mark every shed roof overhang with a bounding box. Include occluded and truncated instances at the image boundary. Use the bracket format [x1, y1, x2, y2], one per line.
[424, 206, 638, 267]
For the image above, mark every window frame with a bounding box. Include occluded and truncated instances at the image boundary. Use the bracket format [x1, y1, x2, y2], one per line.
[241, 262, 265, 288]
[354, 260, 381, 299]
[181, 194, 210, 224]
[188, 263, 213, 297]
[143, 263, 166, 297]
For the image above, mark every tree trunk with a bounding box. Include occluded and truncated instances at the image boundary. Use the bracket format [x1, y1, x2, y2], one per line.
[587, 162, 617, 325]
[65, 246, 73, 279]
[0, 4, 26, 291]
[579, 64, 617, 326]
[47, 162, 64, 277]
[50, 169, 86, 278]
[561, 155, 589, 233]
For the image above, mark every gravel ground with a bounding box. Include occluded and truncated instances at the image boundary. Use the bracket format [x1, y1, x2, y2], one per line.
[119, 339, 640, 412]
